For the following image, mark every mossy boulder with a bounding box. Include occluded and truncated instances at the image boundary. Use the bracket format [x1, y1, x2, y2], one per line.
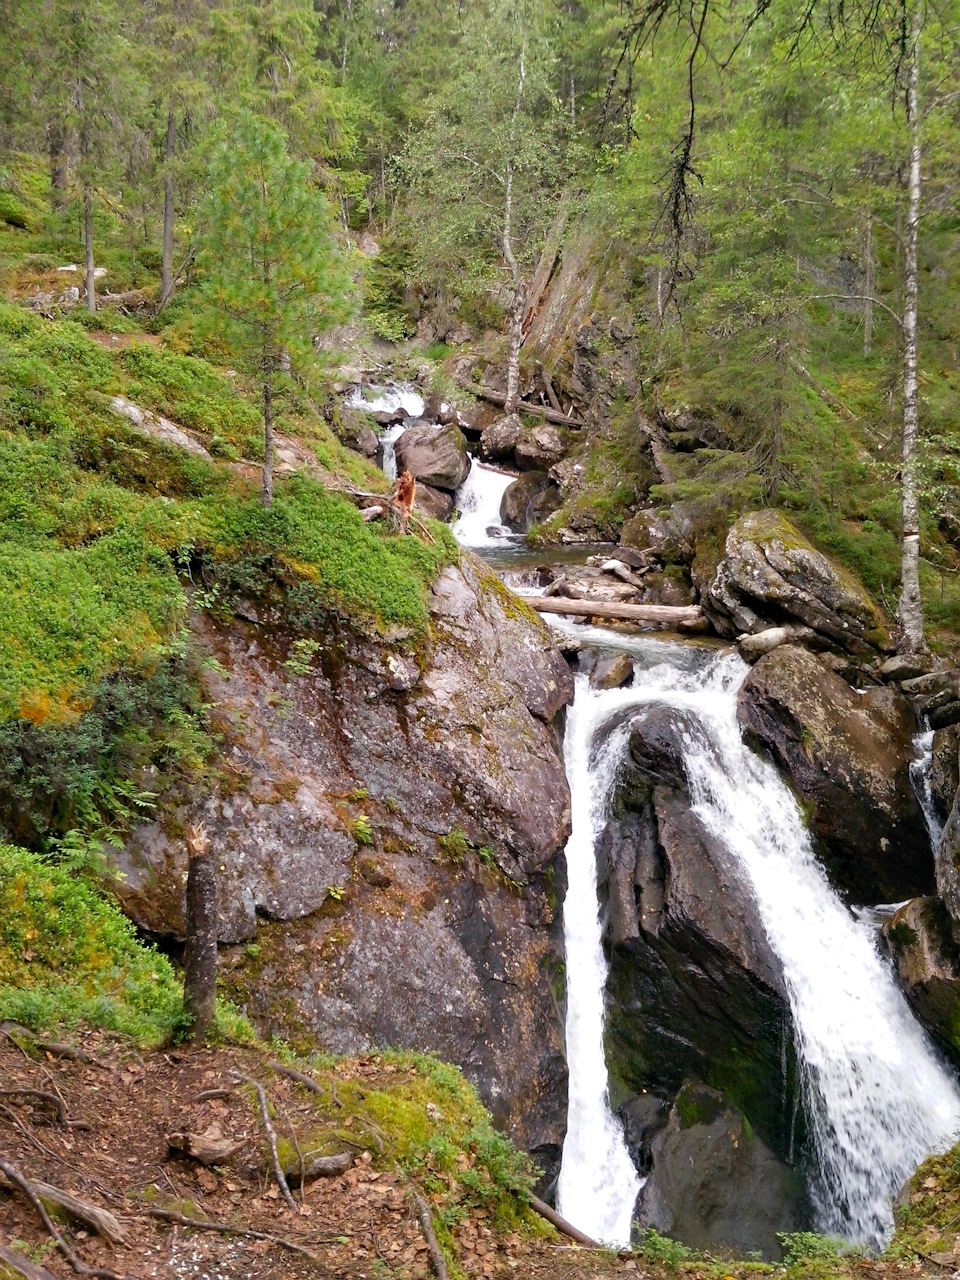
[395, 421, 469, 491]
[705, 509, 890, 654]
[738, 644, 932, 903]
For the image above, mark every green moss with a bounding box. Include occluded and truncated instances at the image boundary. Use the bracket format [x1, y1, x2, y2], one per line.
[0, 841, 182, 1043]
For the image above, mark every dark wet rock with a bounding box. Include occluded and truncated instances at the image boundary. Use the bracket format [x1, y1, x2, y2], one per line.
[373, 408, 406, 426]
[600, 705, 796, 1163]
[705, 510, 890, 654]
[479, 413, 522, 462]
[500, 472, 560, 533]
[515, 423, 567, 470]
[883, 897, 960, 1065]
[590, 652, 634, 690]
[935, 790, 960, 940]
[636, 1082, 807, 1259]
[110, 555, 572, 1153]
[395, 422, 469, 491]
[414, 482, 454, 521]
[931, 701, 960, 731]
[737, 645, 932, 903]
[931, 726, 960, 823]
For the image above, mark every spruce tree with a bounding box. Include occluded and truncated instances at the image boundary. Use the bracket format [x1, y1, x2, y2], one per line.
[198, 109, 350, 507]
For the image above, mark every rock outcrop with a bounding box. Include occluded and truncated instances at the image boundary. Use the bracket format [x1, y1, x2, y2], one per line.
[705, 510, 890, 654]
[737, 645, 932, 903]
[395, 422, 469, 491]
[883, 897, 960, 1065]
[500, 471, 560, 533]
[110, 556, 573, 1156]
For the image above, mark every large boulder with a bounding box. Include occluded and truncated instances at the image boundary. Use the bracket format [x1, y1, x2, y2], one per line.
[636, 1082, 807, 1259]
[705, 510, 890, 654]
[883, 897, 960, 1065]
[515, 423, 566, 470]
[395, 422, 469, 491]
[479, 413, 522, 462]
[500, 471, 560, 533]
[109, 555, 572, 1155]
[930, 726, 960, 823]
[738, 645, 932, 903]
[413, 482, 454, 521]
[600, 706, 796, 1163]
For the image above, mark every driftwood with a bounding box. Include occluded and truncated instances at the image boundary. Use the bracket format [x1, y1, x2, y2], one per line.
[167, 1130, 245, 1166]
[601, 559, 649, 590]
[0, 1240, 58, 1280]
[466, 383, 584, 428]
[32, 1181, 126, 1246]
[411, 1188, 448, 1280]
[526, 596, 703, 626]
[528, 1194, 601, 1248]
[0, 1159, 124, 1280]
[230, 1075, 299, 1214]
[284, 1150, 353, 1187]
[268, 1062, 324, 1096]
[142, 1207, 321, 1259]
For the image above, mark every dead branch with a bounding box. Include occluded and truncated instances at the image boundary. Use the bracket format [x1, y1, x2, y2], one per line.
[229, 1075, 299, 1214]
[528, 1194, 601, 1247]
[0, 1089, 67, 1125]
[411, 1188, 448, 1280]
[268, 1063, 324, 1096]
[527, 596, 703, 626]
[141, 1207, 323, 1259]
[0, 1239, 58, 1280]
[464, 383, 584, 427]
[285, 1151, 353, 1187]
[190, 1088, 235, 1103]
[31, 1182, 126, 1246]
[0, 1159, 125, 1280]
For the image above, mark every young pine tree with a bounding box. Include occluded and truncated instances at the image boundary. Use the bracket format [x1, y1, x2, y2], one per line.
[198, 110, 350, 507]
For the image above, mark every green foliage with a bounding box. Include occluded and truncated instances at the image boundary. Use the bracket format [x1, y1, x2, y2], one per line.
[350, 815, 373, 846]
[634, 1227, 697, 1264]
[777, 1232, 859, 1264]
[0, 841, 182, 1043]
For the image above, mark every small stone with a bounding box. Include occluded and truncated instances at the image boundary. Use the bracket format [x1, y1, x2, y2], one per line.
[590, 652, 634, 690]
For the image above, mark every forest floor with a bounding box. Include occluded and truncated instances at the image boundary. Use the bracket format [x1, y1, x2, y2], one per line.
[0, 1037, 948, 1280]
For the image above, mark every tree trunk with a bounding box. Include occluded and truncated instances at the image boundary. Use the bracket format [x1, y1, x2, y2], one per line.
[502, 51, 526, 415]
[863, 216, 873, 356]
[83, 188, 96, 314]
[898, 0, 926, 655]
[47, 123, 68, 212]
[262, 378, 274, 508]
[182, 824, 218, 1043]
[160, 104, 176, 304]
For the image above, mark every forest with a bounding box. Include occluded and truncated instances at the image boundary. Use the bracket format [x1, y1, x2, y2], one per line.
[3, 1, 960, 1278]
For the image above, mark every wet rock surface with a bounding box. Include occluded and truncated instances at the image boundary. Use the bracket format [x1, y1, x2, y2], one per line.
[883, 896, 960, 1066]
[737, 644, 932, 903]
[111, 556, 572, 1153]
[500, 471, 560, 533]
[705, 510, 890, 654]
[635, 1082, 807, 1259]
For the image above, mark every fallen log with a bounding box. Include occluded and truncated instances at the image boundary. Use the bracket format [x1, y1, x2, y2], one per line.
[0, 1239, 58, 1280]
[528, 1194, 601, 1248]
[465, 384, 583, 428]
[526, 596, 703, 626]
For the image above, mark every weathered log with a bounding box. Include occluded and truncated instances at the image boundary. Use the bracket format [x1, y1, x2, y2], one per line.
[528, 1194, 601, 1248]
[167, 1131, 245, 1166]
[526, 596, 703, 626]
[465, 384, 583, 428]
[0, 1240, 58, 1280]
[31, 1182, 126, 1246]
[284, 1150, 353, 1187]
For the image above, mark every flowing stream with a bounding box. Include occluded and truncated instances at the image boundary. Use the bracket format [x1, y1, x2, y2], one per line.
[451, 457, 517, 548]
[554, 630, 960, 1249]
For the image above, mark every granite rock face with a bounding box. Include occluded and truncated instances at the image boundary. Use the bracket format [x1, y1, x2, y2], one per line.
[111, 555, 573, 1154]
[737, 644, 932, 903]
[395, 422, 470, 490]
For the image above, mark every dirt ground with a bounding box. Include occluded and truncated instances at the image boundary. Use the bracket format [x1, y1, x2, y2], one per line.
[0, 1035, 943, 1280]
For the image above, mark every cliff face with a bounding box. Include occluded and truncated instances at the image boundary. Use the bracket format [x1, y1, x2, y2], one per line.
[110, 554, 573, 1159]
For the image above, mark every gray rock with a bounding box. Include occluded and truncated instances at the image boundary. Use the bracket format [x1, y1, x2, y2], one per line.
[879, 652, 936, 681]
[931, 701, 960, 731]
[737, 625, 817, 663]
[109, 395, 211, 459]
[738, 645, 932, 903]
[621, 508, 693, 566]
[395, 422, 469, 491]
[636, 1082, 807, 1259]
[110, 555, 573, 1154]
[515, 424, 566, 470]
[590, 652, 634, 690]
[500, 472, 560, 533]
[883, 897, 960, 1065]
[479, 414, 522, 461]
[706, 510, 890, 654]
[931, 726, 960, 822]
[414, 483, 454, 521]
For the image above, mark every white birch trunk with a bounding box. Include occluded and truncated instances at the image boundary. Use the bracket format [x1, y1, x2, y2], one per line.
[898, 0, 926, 654]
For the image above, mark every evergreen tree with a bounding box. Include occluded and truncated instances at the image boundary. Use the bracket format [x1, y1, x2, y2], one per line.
[198, 109, 351, 506]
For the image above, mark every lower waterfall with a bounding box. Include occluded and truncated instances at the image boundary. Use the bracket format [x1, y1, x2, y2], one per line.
[556, 634, 960, 1249]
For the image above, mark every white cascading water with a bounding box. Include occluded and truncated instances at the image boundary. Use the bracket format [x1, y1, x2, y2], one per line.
[555, 631, 960, 1248]
[451, 457, 518, 548]
[346, 383, 425, 481]
[911, 728, 944, 848]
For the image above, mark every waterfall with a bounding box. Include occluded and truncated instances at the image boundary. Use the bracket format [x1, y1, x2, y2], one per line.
[556, 634, 960, 1249]
[346, 383, 425, 482]
[911, 728, 943, 849]
[451, 458, 518, 548]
